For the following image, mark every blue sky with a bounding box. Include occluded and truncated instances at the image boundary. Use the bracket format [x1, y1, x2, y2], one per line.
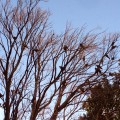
[41, 0, 120, 33]
[0, 0, 120, 119]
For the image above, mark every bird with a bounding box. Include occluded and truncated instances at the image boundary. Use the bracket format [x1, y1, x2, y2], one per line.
[109, 72, 114, 76]
[22, 42, 28, 49]
[33, 48, 39, 52]
[85, 64, 88, 67]
[31, 97, 36, 104]
[83, 56, 85, 62]
[111, 41, 115, 46]
[100, 58, 104, 65]
[80, 43, 85, 49]
[105, 54, 110, 59]
[62, 80, 67, 87]
[111, 45, 116, 50]
[0, 93, 3, 98]
[63, 45, 68, 52]
[11, 90, 16, 95]
[80, 88, 85, 94]
[13, 36, 17, 40]
[111, 57, 115, 60]
[59, 66, 65, 71]
[95, 65, 102, 75]
[96, 65, 102, 69]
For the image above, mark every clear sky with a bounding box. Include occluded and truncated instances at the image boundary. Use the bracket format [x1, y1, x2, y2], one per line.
[0, 0, 120, 119]
[41, 0, 120, 33]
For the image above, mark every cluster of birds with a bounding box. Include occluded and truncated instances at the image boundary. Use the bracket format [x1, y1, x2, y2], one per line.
[94, 40, 117, 75]
[60, 43, 86, 71]
[63, 43, 85, 53]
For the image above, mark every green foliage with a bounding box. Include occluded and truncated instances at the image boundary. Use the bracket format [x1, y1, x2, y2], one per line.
[82, 79, 120, 120]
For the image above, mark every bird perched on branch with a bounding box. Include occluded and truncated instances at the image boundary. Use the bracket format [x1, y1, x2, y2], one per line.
[11, 90, 16, 95]
[33, 48, 39, 52]
[111, 41, 115, 46]
[63, 45, 68, 53]
[13, 36, 17, 40]
[109, 72, 114, 76]
[85, 63, 88, 67]
[59, 66, 65, 71]
[96, 65, 102, 69]
[80, 43, 85, 49]
[83, 56, 85, 62]
[95, 65, 102, 75]
[110, 41, 117, 50]
[31, 97, 36, 104]
[111, 57, 115, 60]
[80, 88, 85, 94]
[22, 42, 28, 49]
[111, 45, 116, 50]
[0, 93, 3, 98]
[105, 54, 110, 59]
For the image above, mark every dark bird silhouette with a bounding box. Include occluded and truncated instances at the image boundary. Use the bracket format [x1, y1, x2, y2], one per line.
[95, 65, 102, 75]
[62, 80, 67, 87]
[85, 63, 88, 67]
[11, 90, 16, 95]
[100, 58, 104, 65]
[0, 93, 3, 98]
[105, 54, 110, 59]
[83, 56, 85, 62]
[13, 36, 17, 40]
[3, 70, 6, 75]
[95, 67, 101, 75]
[111, 41, 115, 46]
[96, 65, 102, 69]
[63, 45, 68, 52]
[109, 72, 114, 76]
[22, 42, 28, 49]
[80, 88, 85, 94]
[80, 43, 85, 49]
[33, 48, 39, 52]
[59, 66, 65, 71]
[3, 102, 6, 108]
[111, 57, 115, 60]
[111, 45, 116, 50]
[31, 97, 36, 103]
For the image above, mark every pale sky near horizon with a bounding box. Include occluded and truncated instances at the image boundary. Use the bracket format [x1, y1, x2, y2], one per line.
[41, 0, 120, 33]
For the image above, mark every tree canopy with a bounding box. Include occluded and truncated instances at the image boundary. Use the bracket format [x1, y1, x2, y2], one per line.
[81, 75, 120, 120]
[0, 0, 120, 120]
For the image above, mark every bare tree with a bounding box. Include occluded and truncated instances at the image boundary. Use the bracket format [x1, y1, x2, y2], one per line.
[0, 0, 120, 120]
